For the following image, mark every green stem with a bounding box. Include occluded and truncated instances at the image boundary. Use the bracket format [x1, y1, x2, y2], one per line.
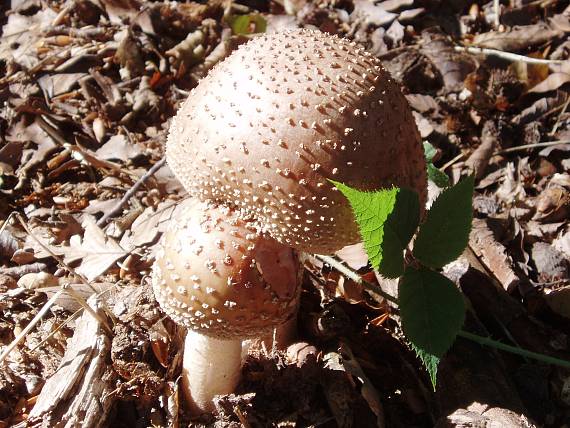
[457, 331, 570, 368]
[316, 255, 570, 370]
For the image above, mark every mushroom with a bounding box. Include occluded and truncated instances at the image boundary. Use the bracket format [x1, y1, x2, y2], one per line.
[166, 28, 427, 254]
[154, 28, 427, 413]
[153, 199, 300, 413]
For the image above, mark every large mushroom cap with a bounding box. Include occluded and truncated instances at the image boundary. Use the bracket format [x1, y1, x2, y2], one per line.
[152, 199, 300, 339]
[167, 29, 427, 254]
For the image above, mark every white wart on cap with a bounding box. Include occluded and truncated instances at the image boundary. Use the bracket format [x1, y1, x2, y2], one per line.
[167, 29, 427, 254]
[152, 199, 300, 339]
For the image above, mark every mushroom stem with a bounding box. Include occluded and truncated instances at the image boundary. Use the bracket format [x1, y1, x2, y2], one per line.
[182, 330, 243, 414]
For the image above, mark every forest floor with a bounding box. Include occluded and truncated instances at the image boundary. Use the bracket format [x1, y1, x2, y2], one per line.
[1, 0, 570, 427]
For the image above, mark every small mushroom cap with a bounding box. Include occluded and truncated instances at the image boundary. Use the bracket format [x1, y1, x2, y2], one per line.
[167, 29, 427, 254]
[152, 199, 300, 339]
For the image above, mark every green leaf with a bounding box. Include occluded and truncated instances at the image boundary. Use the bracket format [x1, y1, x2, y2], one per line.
[423, 142, 437, 163]
[413, 176, 474, 268]
[423, 142, 449, 188]
[411, 344, 439, 390]
[331, 181, 419, 278]
[427, 164, 450, 188]
[399, 267, 465, 358]
[230, 14, 267, 35]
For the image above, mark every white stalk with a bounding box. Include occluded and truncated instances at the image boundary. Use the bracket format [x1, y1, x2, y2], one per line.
[182, 330, 243, 414]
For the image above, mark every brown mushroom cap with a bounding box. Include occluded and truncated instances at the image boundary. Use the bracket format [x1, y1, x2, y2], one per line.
[152, 199, 300, 339]
[167, 29, 427, 254]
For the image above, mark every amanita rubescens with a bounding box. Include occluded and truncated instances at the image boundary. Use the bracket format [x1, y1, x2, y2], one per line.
[152, 29, 427, 413]
[153, 199, 300, 412]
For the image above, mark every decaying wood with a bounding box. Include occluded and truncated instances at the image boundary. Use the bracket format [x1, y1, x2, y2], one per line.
[469, 218, 522, 292]
[20, 297, 115, 428]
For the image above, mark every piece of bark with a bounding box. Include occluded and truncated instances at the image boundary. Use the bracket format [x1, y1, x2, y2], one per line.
[435, 406, 537, 427]
[469, 218, 521, 292]
[22, 297, 115, 428]
[531, 242, 569, 283]
[465, 120, 498, 179]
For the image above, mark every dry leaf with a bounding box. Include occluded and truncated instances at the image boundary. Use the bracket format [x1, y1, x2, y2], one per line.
[0, 7, 58, 68]
[17, 272, 60, 289]
[351, 0, 397, 26]
[66, 216, 127, 280]
[472, 24, 562, 51]
[0, 230, 19, 259]
[421, 28, 477, 93]
[38, 73, 88, 98]
[554, 227, 570, 259]
[335, 243, 369, 271]
[120, 201, 177, 250]
[95, 135, 143, 163]
[531, 242, 569, 283]
[529, 71, 570, 93]
[514, 91, 568, 125]
[406, 94, 438, 113]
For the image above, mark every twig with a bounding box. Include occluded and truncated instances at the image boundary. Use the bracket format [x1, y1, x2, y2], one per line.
[377, 44, 419, 59]
[550, 97, 570, 136]
[97, 157, 167, 227]
[496, 140, 570, 154]
[0, 289, 65, 364]
[315, 255, 570, 369]
[440, 152, 465, 172]
[0, 212, 16, 234]
[493, 0, 500, 28]
[455, 46, 565, 65]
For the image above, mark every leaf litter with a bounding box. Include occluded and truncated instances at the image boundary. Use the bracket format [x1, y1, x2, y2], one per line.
[1, 0, 570, 427]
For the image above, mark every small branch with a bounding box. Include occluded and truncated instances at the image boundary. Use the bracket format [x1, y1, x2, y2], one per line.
[493, 0, 500, 28]
[97, 157, 167, 227]
[440, 152, 465, 172]
[496, 140, 570, 154]
[316, 255, 570, 369]
[550, 97, 570, 136]
[455, 45, 564, 65]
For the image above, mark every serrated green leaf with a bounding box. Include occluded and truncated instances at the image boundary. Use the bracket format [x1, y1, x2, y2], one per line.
[399, 267, 465, 359]
[423, 142, 437, 163]
[427, 164, 450, 188]
[411, 343, 439, 390]
[331, 181, 419, 278]
[230, 14, 267, 35]
[413, 176, 474, 268]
